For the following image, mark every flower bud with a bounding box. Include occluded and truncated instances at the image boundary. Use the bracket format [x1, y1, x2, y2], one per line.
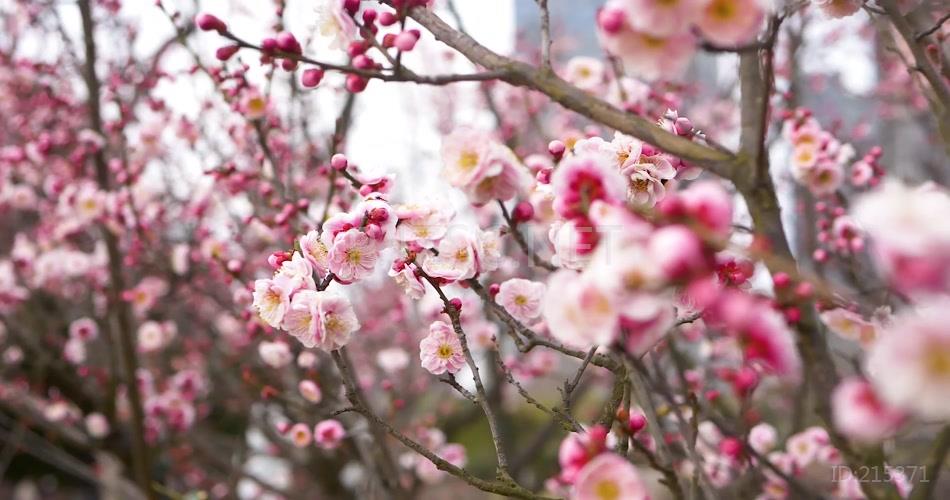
[301, 68, 325, 87]
[196, 13, 227, 32]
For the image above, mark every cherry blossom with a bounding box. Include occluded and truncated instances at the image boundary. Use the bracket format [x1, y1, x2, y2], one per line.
[495, 278, 546, 323]
[419, 321, 466, 375]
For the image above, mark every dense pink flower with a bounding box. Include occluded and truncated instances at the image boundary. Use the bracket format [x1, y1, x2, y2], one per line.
[328, 229, 380, 282]
[441, 128, 494, 188]
[564, 57, 606, 92]
[69, 317, 99, 341]
[299, 230, 330, 276]
[496, 278, 546, 323]
[282, 290, 323, 348]
[620, 153, 676, 206]
[543, 271, 619, 348]
[832, 377, 905, 442]
[549, 219, 598, 270]
[275, 251, 316, 290]
[312, 291, 360, 351]
[624, 0, 704, 37]
[867, 297, 950, 420]
[696, 0, 765, 46]
[600, 23, 696, 81]
[571, 452, 650, 500]
[389, 260, 426, 299]
[314, 419, 346, 449]
[394, 201, 454, 247]
[288, 423, 312, 448]
[820, 308, 879, 347]
[558, 427, 608, 484]
[852, 180, 950, 295]
[252, 275, 295, 327]
[258, 341, 293, 368]
[551, 154, 626, 219]
[420, 320, 466, 375]
[674, 180, 734, 238]
[421, 229, 480, 281]
[464, 143, 531, 205]
[620, 297, 676, 355]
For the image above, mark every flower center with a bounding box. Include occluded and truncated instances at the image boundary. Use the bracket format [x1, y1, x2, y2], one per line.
[437, 343, 455, 359]
[346, 248, 363, 264]
[594, 479, 620, 500]
[458, 150, 479, 171]
[514, 295, 528, 306]
[710, 0, 735, 20]
[925, 347, 950, 377]
[455, 248, 469, 262]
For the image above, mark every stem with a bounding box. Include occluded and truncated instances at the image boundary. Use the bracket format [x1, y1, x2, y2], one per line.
[77, 2, 153, 497]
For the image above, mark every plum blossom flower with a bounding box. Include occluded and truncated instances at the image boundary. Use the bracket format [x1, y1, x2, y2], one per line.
[416, 443, 467, 483]
[252, 275, 296, 327]
[820, 308, 879, 347]
[420, 321, 466, 375]
[314, 0, 356, 49]
[85, 413, 110, 439]
[832, 377, 905, 442]
[389, 260, 426, 299]
[275, 251, 317, 290]
[298, 380, 323, 403]
[394, 201, 454, 247]
[69, 317, 99, 341]
[138, 321, 175, 353]
[571, 452, 650, 500]
[441, 128, 494, 188]
[328, 229, 380, 282]
[299, 230, 330, 276]
[421, 229, 480, 281]
[377, 347, 410, 373]
[551, 153, 626, 219]
[620, 296, 676, 355]
[696, 0, 765, 46]
[282, 290, 323, 348]
[624, 0, 704, 37]
[464, 143, 531, 205]
[867, 297, 950, 420]
[543, 271, 619, 348]
[563, 57, 605, 92]
[853, 180, 950, 294]
[314, 419, 346, 449]
[476, 230, 504, 273]
[288, 423, 312, 448]
[496, 278, 546, 323]
[312, 291, 360, 351]
[64, 338, 86, 364]
[259, 341, 293, 368]
[600, 24, 696, 82]
[558, 427, 609, 484]
[749, 423, 777, 454]
[621, 153, 676, 206]
[549, 218, 598, 270]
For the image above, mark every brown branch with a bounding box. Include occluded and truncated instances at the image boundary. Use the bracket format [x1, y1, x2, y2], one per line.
[909, 424, 950, 500]
[77, 1, 153, 497]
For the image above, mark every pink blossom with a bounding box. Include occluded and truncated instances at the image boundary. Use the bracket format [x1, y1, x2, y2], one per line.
[328, 229, 380, 282]
[464, 143, 531, 205]
[543, 271, 619, 348]
[416, 443, 467, 483]
[421, 229, 480, 281]
[852, 180, 950, 295]
[420, 320, 466, 375]
[623, 0, 705, 37]
[476, 230, 504, 273]
[313, 291, 360, 351]
[258, 341, 293, 368]
[69, 317, 99, 341]
[549, 219, 597, 270]
[299, 230, 330, 276]
[376, 347, 410, 373]
[696, 0, 765, 46]
[314, 419, 346, 449]
[558, 427, 608, 484]
[600, 24, 696, 82]
[496, 278, 546, 323]
[820, 308, 879, 347]
[620, 296, 675, 355]
[551, 153, 626, 219]
[867, 297, 950, 420]
[288, 423, 313, 448]
[674, 180, 734, 238]
[749, 423, 777, 454]
[282, 290, 323, 348]
[388, 260, 426, 299]
[563, 57, 606, 92]
[275, 251, 317, 290]
[832, 377, 905, 442]
[394, 201, 454, 247]
[571, 452, 649, 500]
[441, 128, 494, 188]
[252, 275, 295, 327]
[85, 413, 110, 439]
[64, 337, 86, 364]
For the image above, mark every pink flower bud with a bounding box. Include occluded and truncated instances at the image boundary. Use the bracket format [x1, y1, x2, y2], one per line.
[348, 40, 369, 57]
[215, 45, 239, 61]
[547, 139, 566, 158]
[394, 31, 418, 52]
[512, 201, 535, 222]
[719, 437, 743, 459]
[794, 282, 813, 299]
[361, 9, 377, 24]
[346, 74, 368, 93]
[536, 167, 553, 184]
[276, 32, 301, 54]
[597, 7, 626, 35]
[379, 11, 398, 26]
[674, 117, 693, 136]
[261, 37, 278, 52]
[301, 68, 325, 87]
[772, 272, 791, 288]
[448, 298, 463, 313]
[488, 283, 500, 296]
[342, 0, 360, 15]
[331, 153, 348, 171]
[628, 414, 647, 434]
[352, 54, 375, 69]
[196, 13, 227, 32]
